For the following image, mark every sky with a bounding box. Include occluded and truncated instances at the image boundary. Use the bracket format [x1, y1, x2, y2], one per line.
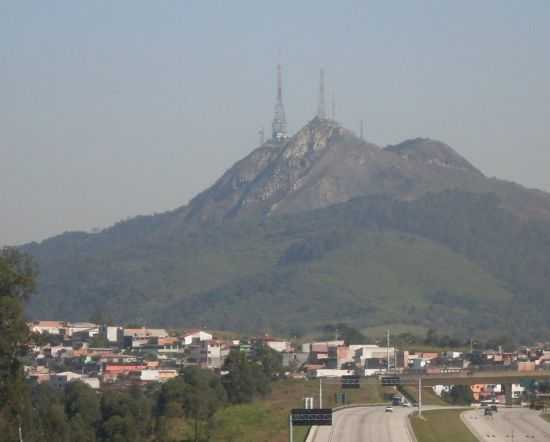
[2, 1, 550, 245]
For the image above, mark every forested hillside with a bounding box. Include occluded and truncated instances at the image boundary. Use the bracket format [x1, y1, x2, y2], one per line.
[21, 119, 550, 340]
[24, 190, 550, 340]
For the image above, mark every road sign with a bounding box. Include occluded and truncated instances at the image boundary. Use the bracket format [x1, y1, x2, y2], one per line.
[291, 409, 332, 426]
[381, 375, 401, 386]
[341, 375, 360, 389]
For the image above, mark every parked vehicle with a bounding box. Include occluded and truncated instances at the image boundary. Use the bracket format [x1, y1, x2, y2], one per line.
[385, 406, 393, 413]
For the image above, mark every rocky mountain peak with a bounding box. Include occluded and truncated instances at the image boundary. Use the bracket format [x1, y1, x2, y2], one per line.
[282, 116, 344, 160]
[385, 138, 483, 176]
[183, 119, 498, 225]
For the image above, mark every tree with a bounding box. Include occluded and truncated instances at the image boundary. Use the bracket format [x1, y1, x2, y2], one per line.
[0, 248, 36, 441]
[424, 328, 438, 346]
[251, 343, 283, 380]
[181, 367, 226, 442]
[156, 377, 188, 417]
[100, 389, 152, 442]
[320, 323, 367, 345]
[443, 385, 474, 405]
[30, 383, 69, 442]
[64, 381, 100, 441]
[221, 350, 258, 404]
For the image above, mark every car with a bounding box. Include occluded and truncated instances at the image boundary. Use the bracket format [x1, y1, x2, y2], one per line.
[385, 406, 393, 413]
[402, 401, 411, 407]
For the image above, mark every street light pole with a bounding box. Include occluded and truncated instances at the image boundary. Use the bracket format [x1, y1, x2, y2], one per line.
[418, 376, 422, 418]
[387, 329, 390, 373]
[289, 413, 293, 442]
[319, 377, 323, 408]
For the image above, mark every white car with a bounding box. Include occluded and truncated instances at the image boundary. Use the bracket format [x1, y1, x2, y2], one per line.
[385, 406, 393, 413]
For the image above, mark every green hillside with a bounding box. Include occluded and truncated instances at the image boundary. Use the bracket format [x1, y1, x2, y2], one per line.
[24, 190, 550, 340]
[161, 230, 514, 336]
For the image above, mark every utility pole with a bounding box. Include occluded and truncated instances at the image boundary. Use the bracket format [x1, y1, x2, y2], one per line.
[18, 416, 23, 442]
[360, 120, 364, 140]
[289, 413, 293, 442]
[387, 329, 390, 373]
[319, 377, 323, 408]
[418, 376, 423, 417]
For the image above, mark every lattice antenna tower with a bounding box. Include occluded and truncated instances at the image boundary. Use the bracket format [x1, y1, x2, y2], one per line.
[272, 64, 288, 141]
[331, 91, 336, 121]
[318, 68, 326, 119]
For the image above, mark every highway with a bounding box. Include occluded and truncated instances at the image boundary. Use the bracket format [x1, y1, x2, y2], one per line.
[462, 407, 550, 441]
[307, 406, 415, 442]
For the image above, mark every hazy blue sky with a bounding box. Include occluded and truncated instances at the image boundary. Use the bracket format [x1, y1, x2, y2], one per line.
[2, 1, 549, 245]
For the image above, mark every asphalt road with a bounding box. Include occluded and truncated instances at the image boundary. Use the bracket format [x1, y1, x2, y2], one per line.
[308, 406, 415, 442]
[463, 407, 550, 441]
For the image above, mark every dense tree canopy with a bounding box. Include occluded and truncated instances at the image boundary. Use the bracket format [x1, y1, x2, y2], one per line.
[0, 248, 36, 441]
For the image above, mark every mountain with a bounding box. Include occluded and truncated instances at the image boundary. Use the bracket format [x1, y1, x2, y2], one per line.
[174, 117, 550, 225]
[21, 118, 550, 340]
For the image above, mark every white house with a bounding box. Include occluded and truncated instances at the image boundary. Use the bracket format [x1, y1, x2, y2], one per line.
[140, 370, 160, 382]
[67, 322, 99, 338]
[123, 327, 168, 339]
[49, 371, 100, 389]
[101, 326, 122, 343]
[183, 330, 213, 345]
[266, 340, 291, 353]
[29, 321, 65, 335]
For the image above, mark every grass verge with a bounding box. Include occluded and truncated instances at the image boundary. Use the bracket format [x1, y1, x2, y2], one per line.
[399, 384, 447, 406]
[209, 378, 385, 441]
[410, 409, 476, 442]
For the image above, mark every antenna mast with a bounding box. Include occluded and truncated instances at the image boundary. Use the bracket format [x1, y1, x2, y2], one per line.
[318, 68, 326, 119]
[272, 64, 288, 141]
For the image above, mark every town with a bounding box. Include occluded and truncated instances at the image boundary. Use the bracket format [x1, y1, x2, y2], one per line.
[27, 320, 550, 408]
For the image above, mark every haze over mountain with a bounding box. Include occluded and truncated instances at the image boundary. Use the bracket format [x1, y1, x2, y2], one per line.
[22, 118, 550, 339]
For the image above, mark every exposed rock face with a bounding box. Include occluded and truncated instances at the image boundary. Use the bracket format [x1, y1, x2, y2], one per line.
[172, 116, 550, 229]
[183, 117, 491, 223]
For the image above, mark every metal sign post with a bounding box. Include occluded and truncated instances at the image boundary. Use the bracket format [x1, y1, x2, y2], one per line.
[418, 376, 422, 417]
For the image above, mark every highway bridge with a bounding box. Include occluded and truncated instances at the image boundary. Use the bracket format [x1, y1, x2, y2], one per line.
[400, 369, 550, 387]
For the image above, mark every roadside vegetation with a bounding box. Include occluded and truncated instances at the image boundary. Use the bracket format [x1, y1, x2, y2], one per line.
[398, 385, 447, 406]
[207, 378, 386, 442]
[410, 409, 477, 442]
